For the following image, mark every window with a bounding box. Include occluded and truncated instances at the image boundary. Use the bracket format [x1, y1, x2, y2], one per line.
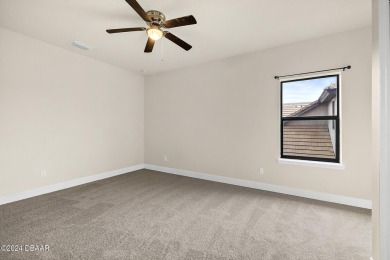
[281, 75, 340, 163]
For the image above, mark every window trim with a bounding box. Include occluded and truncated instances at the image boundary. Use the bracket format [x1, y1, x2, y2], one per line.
[277, 158, 345, 170]
[280, 74, 340, 163]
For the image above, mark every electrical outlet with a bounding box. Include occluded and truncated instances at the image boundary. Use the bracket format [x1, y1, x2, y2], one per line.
[259, 168, 264, 175]
[40, 170, 47, 178]
[164, 156, 168, 162]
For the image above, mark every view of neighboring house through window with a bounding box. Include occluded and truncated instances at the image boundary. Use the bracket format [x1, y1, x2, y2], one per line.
[281, 75, 339, 162]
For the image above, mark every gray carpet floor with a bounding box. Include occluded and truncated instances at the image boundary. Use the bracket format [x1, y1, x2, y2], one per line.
[0, 169, 371, 259]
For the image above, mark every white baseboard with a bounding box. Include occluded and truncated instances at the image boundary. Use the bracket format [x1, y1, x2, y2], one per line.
[0, 164, 145, 205]
[1, 164, 372, 210]
[144, 164, 372, 209]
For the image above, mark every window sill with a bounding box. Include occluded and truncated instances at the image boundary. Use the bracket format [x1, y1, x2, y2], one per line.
[278, 158, 345, 170]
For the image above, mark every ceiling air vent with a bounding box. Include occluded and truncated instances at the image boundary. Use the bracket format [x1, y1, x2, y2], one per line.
[69, 40, 94, 51]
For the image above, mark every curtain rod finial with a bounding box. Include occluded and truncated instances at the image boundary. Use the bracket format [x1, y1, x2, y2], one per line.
[274, 76, 279, 80]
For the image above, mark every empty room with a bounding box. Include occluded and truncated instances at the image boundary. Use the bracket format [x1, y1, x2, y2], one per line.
[1, 0, 389, 259]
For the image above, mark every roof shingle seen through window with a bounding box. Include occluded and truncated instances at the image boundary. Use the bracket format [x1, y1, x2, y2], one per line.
[283, 125, 335, 159]
[282, 102, 311, 117]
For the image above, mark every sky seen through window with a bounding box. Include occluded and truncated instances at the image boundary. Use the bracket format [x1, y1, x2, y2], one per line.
[283, 76, 337, 104]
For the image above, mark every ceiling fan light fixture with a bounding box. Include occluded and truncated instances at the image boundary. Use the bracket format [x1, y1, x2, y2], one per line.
[146, 27, 163, 40]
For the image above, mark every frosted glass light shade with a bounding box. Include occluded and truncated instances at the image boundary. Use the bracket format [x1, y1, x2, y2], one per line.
[147, 28, 163, 40]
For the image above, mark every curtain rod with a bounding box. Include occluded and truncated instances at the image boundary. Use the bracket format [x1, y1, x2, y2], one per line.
[274, 65, 351, 80]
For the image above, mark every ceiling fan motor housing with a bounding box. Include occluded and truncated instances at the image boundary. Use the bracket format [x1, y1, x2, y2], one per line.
[146, 10, 166, 26]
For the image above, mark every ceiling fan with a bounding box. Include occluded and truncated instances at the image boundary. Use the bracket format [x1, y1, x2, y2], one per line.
[106, 0, 197, 53]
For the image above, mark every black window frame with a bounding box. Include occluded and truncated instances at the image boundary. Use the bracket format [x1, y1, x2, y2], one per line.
[280, 74, 340, 163]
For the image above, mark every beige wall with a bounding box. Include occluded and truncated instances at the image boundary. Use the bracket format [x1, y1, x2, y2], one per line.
[0, 26, 373, 202]
[0, 28, 144, 197]
[145, 27, 372, 200]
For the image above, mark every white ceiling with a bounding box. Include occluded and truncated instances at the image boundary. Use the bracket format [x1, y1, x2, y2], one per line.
[0, 0, 371, 75]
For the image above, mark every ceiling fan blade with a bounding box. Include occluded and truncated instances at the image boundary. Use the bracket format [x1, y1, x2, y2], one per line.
[106, 27, 146, 34]
[124, 0, 150, 22]
[164, 32, 192, 51]
[163, 15, 197, 29]
[144, 38, 155, 53]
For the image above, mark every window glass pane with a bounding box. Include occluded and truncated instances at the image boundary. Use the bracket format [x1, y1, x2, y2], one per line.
[282, 76, 338, 117]
[283, 120, 337, 160]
